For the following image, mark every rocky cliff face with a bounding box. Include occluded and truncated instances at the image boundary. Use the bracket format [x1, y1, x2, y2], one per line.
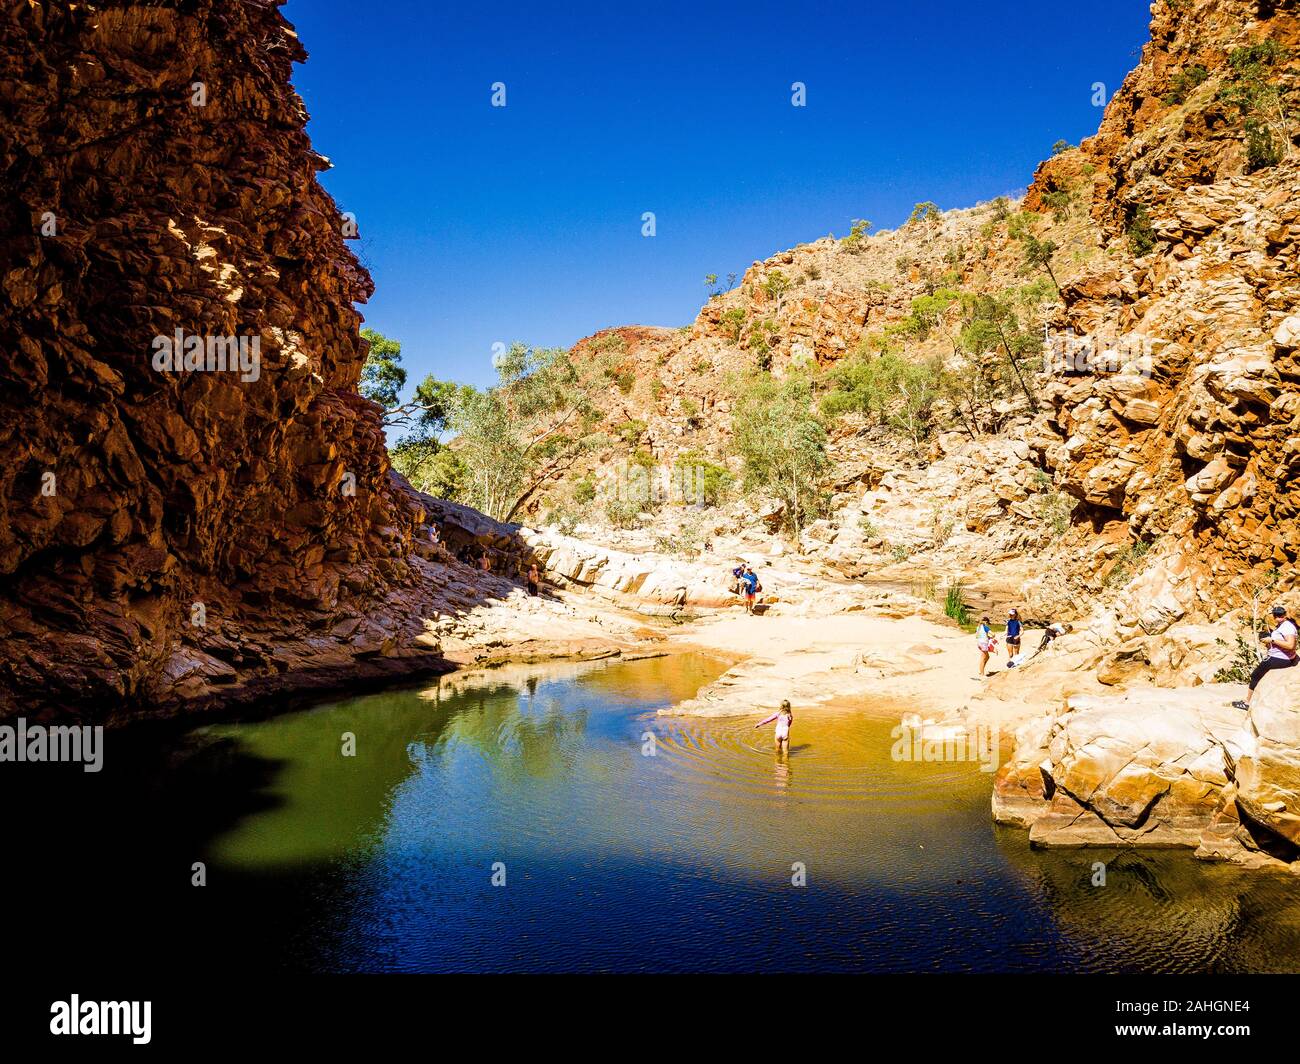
[1027, 0, 1300, 625]
[0, 1, 441, 719]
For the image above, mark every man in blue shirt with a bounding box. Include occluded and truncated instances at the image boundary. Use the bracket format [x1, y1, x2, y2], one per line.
[740, 565, 760, 614]
[1005, 608, 1022, 667]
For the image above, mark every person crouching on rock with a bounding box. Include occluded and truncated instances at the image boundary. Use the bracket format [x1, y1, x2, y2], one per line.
[1232, 604, 1298, 710]
[755, 700, 793, 752]
[976, 616, 997, 677]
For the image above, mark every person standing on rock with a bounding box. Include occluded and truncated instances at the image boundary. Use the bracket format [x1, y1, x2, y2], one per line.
[527, 562, 541, 597]
[976, 616, 997, 677]
[739, 564, 760, 614]
[1232, 604, 1298, 710]
[1005, 608, 1022, 668]
[479, 551, 492, 573]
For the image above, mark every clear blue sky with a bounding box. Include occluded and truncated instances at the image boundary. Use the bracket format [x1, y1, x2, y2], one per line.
[281, 0, 1150, 393]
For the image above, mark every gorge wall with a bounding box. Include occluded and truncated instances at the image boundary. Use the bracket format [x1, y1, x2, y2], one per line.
[0, 0, 442, 720]
[1026, 0, 1300, 628]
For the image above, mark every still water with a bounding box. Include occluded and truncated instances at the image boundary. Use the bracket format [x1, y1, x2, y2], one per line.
[20, 653, 1300, 973]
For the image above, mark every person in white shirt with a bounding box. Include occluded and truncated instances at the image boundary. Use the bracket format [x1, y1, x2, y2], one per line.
[1232, 604, 1299, 710]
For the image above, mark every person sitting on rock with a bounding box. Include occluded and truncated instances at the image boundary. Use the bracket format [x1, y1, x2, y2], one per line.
[1232, 604, 1298, 710]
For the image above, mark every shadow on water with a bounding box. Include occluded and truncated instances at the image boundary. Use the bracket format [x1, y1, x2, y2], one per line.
[9, 652, 1300, 974]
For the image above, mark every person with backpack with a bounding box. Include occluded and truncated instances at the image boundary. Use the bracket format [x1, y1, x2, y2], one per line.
[740, 564, 761, 614]
[730, 562, 745, 596]
[1232, 604, 1299, 710]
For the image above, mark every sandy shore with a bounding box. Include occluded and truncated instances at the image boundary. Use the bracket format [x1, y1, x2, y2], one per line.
[425, 555, 1114, 735]
[663, 608, 1112, 730]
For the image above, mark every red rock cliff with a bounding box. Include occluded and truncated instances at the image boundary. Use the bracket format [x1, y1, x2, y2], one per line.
[0, 0, 443, 719]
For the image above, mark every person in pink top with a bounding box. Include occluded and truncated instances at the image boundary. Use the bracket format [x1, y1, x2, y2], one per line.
[755, 700, 793, 751]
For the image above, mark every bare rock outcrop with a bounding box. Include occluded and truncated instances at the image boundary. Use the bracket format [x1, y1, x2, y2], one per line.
[995, 668, 1300, 872]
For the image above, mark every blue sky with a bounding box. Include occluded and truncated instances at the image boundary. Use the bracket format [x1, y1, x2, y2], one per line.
[281, 0, 1151, 394]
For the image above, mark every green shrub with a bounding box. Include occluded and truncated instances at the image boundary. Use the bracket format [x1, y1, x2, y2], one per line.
[573, 476, 597, 505]
[674, 449, 733, 506]
[590, 333, 626, 354]
[839, 218, 872, 253]
[615, 418, 647, 444]
[605, 497, 643, 529]
[1164, 63, 1209, 105]
[1126, 205, 1157, 257]
[1245, 118, 1283, 172]
[1042, 189, 1072, 222]
[720, 307, 746, 343]
[943, 581, 972, 625]
[1214, 630, 1265, 684]
[908, 201, 941, 225]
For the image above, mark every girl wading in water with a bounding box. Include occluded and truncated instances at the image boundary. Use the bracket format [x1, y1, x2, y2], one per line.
[755, 700, 793, 752]
[1232, 604, 1298, 710]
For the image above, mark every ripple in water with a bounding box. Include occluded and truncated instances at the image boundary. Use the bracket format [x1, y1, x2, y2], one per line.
[29, 652, 1300, 974]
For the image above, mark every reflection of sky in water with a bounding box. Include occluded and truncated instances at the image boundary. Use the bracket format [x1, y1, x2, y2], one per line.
[185, 655, 1300, 973]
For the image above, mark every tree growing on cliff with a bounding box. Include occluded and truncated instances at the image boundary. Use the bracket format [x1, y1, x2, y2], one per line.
[446, 343, 605, 522]
[360, 328, 407, 413]
[907, 201, 941, 226]
[730, 373, 828, 543]
[388, 373, 462, 496]
[1020, 234, 1061, 290]
[820, 350, 943, 453]
[839, 218, 872, 253]
[1218, 40, 1294, 172]
[958, 293, 1041, 413]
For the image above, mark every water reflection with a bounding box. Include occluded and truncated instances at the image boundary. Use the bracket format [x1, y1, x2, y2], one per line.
[9, 653, 1300, 975]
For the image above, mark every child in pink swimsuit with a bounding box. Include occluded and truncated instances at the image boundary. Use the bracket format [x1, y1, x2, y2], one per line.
[755, 700, 793, 750]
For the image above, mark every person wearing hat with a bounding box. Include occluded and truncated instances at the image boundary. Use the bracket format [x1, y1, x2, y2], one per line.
[1232, 604, 1299, 710]
[1005, 607, 1022, 668]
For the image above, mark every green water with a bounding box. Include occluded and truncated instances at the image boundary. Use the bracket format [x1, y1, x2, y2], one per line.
[13, 652, 1300, 973]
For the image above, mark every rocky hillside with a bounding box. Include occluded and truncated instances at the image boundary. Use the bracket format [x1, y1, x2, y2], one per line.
[538, 0, 1300, 640]
[0, 1, 447, 718]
